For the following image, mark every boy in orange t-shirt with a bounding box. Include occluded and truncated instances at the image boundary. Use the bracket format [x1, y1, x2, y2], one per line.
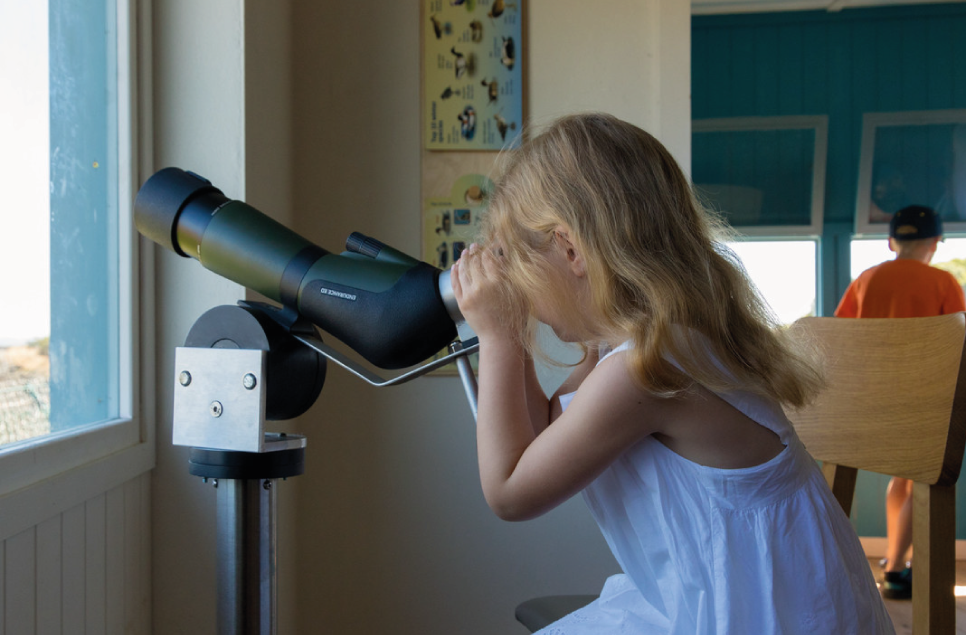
[835, 205, 966, 599]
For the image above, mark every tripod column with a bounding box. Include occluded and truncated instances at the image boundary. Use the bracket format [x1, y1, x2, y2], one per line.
[190, 446, 305, 635]
[217, 478, 277, 635]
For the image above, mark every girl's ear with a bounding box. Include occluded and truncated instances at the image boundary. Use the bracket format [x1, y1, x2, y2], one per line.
[554, 226, 587, 277]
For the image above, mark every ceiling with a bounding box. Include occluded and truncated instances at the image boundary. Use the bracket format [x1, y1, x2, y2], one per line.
[692, 0, 964, 15]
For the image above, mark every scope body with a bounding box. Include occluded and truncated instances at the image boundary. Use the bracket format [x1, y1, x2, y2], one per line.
[135, 167, 458, 369]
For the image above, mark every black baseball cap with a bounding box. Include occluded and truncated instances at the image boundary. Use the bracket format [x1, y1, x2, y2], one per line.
[889, 205, 943, 241]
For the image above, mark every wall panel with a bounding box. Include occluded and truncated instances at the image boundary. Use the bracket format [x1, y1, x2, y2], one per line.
[62, 503, 85, 635]
[0, 544, 4, 635]
[1, 472, 150, 634]
[85, 494, 107, 633]
[36, 516, 62, 635]
[6, 529, 36, 634]
[777, 24, 804, 113]
[106, 487, 124, 635]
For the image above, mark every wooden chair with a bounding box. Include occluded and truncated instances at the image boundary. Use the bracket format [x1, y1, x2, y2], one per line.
[785, 314, 966, 635]
[515, 314, 966, 634]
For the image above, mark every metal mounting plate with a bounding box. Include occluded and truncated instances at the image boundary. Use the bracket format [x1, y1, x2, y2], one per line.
[173, 347, 281, 452]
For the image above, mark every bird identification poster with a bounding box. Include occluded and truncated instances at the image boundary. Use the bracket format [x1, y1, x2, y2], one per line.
[424, 0, 523, 150]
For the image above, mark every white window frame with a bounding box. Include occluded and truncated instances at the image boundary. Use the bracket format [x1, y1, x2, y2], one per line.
[692, 115, 828, 238]
[854, 108, 966, 237]
[0, 0, 153, 541]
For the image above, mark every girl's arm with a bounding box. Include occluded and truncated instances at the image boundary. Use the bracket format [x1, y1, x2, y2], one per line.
[453, 246, 659, 521]
[475, 346, 659, 520]
[523, 355, 551, 435]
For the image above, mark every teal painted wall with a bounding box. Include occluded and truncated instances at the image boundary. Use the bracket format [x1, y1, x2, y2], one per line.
[693, 3, 966, 538]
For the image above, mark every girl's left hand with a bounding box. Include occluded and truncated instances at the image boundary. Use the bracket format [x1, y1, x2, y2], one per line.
[451, 243, 514, 341]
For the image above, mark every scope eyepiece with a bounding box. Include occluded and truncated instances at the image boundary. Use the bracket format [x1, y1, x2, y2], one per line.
[134, 168, 227, 258]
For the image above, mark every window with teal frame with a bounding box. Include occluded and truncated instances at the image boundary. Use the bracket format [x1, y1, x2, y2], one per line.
[692, 116, 827, 237]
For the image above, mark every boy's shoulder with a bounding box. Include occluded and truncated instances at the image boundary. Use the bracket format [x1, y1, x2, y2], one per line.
[859, 258, 962, 296]
[865, 258, 945, 277]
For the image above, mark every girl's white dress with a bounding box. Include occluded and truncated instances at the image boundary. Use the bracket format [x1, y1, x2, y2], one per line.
[540, 343, 895, 635]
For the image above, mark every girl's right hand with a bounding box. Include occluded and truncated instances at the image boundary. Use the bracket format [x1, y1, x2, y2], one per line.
[451, 243, 515, 341]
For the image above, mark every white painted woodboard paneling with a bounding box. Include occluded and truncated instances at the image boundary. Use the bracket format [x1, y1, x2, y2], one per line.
[106, 486, 125, 635]
[86, 493, 107, 634]
[36, 516, 62, 635]
[0, 543, 4, 635]
[6, 528, 36, 635]
[62, 503, 85, 635]
[1, 472, 150, 635]
[124, 478, 142, 633]
[138, 474, 150, 634]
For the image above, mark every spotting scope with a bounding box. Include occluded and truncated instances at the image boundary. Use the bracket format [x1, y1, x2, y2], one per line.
[134, 167, 463, 369]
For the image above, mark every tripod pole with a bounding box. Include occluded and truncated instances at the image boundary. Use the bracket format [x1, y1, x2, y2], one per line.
[217, 478, 277, 635]
[189, 446, 305, 635]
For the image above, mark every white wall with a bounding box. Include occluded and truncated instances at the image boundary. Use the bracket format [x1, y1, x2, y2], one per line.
[285, 1, 690, 633]
[149, 0, 299, 633]
[528, 0, 691, 164]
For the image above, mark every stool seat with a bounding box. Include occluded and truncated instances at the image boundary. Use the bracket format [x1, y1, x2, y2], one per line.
[514, 594, 597, 632]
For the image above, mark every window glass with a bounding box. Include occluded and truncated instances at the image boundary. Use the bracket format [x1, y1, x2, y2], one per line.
[854, 111, 966, 236]
[692, 116, 827, 237]
[726, 240, 818, 325]
[695, 129, 816, 226]
[0, 0, 120, 447]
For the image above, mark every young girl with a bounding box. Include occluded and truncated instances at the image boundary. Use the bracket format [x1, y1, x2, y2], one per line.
[451, 113, 894, 634]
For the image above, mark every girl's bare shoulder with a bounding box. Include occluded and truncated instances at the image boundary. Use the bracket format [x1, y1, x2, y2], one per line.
[560, 349, 669, 439]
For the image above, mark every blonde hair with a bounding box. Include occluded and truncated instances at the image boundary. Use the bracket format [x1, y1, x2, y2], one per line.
[481, 113, 824, 408]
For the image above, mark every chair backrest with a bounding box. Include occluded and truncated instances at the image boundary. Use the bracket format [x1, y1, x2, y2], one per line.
[786, 314, 966, 487]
